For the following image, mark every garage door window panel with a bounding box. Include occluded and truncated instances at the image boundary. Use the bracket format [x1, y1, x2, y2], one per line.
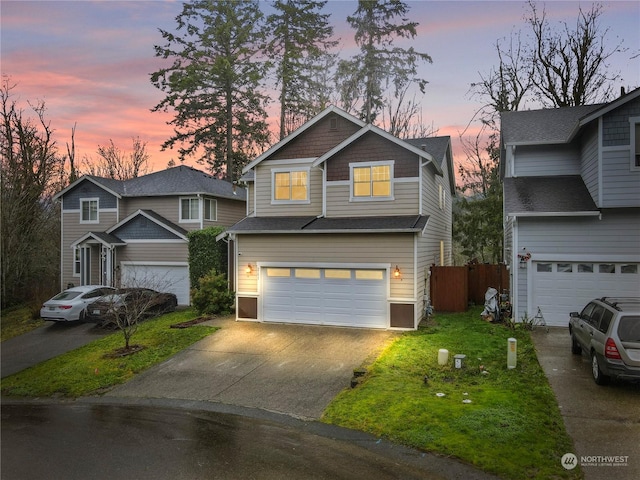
[325, 269, 351, 279]
[622, 264, 638, 274]
[295, 268, 320, 279]
[537, 263, 552, 273]
[557, 263, 572, 273]
[578, 263, 594, 273]
[267, 268, 291, 277]
[355, 270, 384, 280]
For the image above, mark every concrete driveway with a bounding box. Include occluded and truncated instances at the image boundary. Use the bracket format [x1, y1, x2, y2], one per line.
[531, 328, 640, 480]
[106, 316, 398, 419]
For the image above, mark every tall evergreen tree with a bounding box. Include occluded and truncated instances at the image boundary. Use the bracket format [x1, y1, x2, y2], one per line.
[336, 0, 432, 124]
[150, 0, 271, 182]
[267, 0, 338, 140]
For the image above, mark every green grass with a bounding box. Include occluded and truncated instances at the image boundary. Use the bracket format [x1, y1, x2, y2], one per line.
[1, 309, 216, 398]
[322, 308, 581, 480]
[1, 305, 45, 341]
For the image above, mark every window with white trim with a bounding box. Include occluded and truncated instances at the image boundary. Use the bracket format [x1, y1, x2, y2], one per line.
[204, 198, 217, 221]
[273, 169, 309, 202]
[80, 198, 98, 223]
[351, 162, 393, 199]
[180, 197, 200, 222]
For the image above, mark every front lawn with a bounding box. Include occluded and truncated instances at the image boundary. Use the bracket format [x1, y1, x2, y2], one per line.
[322, 308, 580, 480]
[1, 305, 45, 341]
[1, 309, 216, 398]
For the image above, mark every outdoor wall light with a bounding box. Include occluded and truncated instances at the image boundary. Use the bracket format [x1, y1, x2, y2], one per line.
[393, 265, 401, 279]
[245, 264, 253, 276]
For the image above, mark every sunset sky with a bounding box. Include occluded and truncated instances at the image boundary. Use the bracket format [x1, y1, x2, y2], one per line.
[2, 0, 639, 174]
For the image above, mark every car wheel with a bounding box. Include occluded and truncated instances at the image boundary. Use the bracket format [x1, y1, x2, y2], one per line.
[591, 352, 610, 386]
[570, 334, 582, 355]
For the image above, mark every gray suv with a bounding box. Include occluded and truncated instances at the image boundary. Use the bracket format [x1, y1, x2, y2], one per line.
[569, 297, 640, 385]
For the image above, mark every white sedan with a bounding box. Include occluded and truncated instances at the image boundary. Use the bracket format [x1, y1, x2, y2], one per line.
[40, 285, 116, 322]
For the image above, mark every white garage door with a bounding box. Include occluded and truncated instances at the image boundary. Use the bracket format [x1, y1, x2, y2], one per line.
[121, 264, 190, 305]
[532, 262, 640, 326]
[262, 267, 388, 328]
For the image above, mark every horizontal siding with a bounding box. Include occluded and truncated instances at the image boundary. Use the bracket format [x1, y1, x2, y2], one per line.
[514, 144, 581, 176]
[122, 196, 177, 222]
[518, 209, 640, 256]
[123, 196, 245, 229]
[325, 181, 419, 217]
[253, 163, 323, 217]
[117, 243, 188, 264]
[236, 233, 415, 300]
[602, 148, 640, 206]
[421, 164, 452, 265]
[580, 124, 599, 203]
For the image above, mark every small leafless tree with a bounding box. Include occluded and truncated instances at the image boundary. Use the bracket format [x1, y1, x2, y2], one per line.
[82, 136, 150, 180]
[95, 269, 178, 351]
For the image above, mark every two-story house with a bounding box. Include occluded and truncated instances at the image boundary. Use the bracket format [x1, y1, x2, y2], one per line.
[500, 87, 640, 326]
[54, 165, 247, 306]
[219, 106, 455, 330]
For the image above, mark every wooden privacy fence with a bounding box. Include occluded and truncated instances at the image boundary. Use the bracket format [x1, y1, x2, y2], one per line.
[430, 264, 509, 312]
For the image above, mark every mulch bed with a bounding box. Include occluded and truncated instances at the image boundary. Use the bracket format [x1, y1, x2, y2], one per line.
[169, 316, 215, 329]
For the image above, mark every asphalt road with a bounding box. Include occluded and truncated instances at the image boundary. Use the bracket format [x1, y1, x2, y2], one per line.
[0, 402, 497, 480]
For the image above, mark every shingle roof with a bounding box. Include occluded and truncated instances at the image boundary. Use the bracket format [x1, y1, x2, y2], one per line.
[500, 104, 603, 145]
[504, 176, 598, 215]
[226, 215, 429, 234]
[405, 136, 450, 162]
[86, 166, 246, 201]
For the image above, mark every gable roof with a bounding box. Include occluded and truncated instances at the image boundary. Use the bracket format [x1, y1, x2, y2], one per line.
[501, 104, 603, 146]
[504, 176, 599, 216]
[70, 231, 126, 249]
[500, 87, 640, 147]
[243, 106, 366, 173]
[55, 166, 246, 202]
[107, 209, 188, 240]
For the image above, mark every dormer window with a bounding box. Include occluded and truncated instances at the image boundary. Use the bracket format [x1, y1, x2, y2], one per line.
[80, 198, 98, 223]
[272, 168, 309, 203]
[350, 161, 393, 201]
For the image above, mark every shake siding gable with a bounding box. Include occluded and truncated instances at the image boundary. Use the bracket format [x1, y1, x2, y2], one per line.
[326, 133, 419, 181]
[270, 115, 361, 160]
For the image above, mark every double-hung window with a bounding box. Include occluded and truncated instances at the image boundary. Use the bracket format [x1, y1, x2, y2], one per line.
[351, 162, 393, 200]
[204, 198, 217, 221]
[272, 169, 309, 203]
[80, 198, 98, 223]
[180, 197, 200, 222]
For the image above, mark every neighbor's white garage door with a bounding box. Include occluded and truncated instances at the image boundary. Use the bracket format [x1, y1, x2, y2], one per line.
[532, 261, 639, 326]
[121, 264, 190, 305]
[262, 267, 388, 328]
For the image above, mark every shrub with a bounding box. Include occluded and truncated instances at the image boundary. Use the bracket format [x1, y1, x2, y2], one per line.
[188, 227, 227, 290]
[191, 270, 234, 315]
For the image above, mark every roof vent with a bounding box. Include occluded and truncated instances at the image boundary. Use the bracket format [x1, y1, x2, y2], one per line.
[421, 144, 427, 151]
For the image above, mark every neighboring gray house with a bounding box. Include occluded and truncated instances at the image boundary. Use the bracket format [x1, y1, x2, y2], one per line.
[500, 88, 640, 326]
[220, 106, 455, 330]
[54, 166, 246, 306]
